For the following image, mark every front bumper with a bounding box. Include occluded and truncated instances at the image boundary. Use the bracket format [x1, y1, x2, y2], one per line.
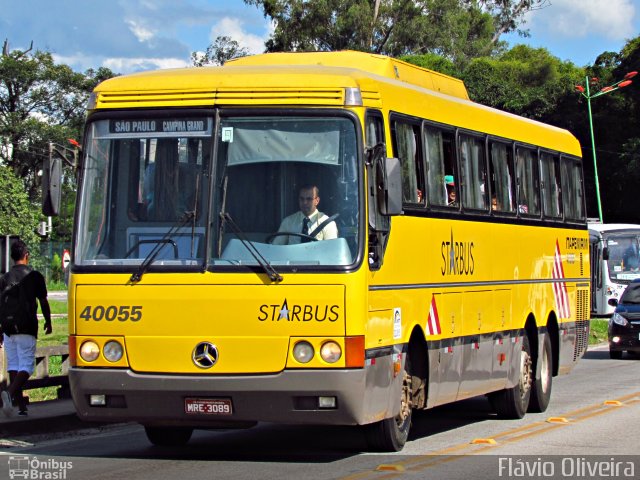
[69, 362, 400, 428]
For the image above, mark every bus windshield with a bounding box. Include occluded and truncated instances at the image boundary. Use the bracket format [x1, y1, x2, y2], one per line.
[606, 234, 640, 283]
[75, 112, 361, 270]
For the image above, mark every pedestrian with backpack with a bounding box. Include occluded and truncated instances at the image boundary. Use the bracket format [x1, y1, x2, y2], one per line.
[0, 239, 52, 417]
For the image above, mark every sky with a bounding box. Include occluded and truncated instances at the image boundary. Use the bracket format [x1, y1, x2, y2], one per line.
[0, 0, 638, 75]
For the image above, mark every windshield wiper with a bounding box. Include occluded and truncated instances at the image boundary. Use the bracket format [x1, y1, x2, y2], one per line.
[220, 212, 283, 283]
[129, 210, 196, 283]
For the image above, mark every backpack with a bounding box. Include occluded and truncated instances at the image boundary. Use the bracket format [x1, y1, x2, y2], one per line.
[0, 269, 33, 336]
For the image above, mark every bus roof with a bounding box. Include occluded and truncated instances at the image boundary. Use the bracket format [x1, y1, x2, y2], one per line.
[588, 223, 640, 235]
[91, 51, 581, 156]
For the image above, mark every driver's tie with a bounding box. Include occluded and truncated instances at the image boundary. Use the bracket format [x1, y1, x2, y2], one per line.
[301, 217, 310, 243]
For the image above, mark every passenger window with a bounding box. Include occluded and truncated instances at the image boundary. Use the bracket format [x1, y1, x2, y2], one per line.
[459, 134, 487, 211]
[489, 142, 515, 213]
[424, 125, 457, 208]
[540, 152, 562, 219]
[392, 120, 425, 205]
[515, 147, 540, 216]
[561, 157, 586, 220]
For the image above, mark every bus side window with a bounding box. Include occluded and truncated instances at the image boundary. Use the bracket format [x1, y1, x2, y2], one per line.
[489, 141, 515, 213]
[515, 147, 540, 216]
[424, 124, 456, 208]
[392, 119, 424, 206]
[540, 152, 562, 219]
[459, 134, 487, 211]
[561, 156, 585, 221]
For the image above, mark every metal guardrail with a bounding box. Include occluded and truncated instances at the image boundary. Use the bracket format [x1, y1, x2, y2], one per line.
[1, 345, 70, 399]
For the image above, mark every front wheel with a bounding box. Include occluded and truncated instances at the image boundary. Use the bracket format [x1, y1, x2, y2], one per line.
[529, 333, 552, 413]
[144, 426, 193, 446]
[609, 349, 623, 360]
[489, 334, 532, 419]
[365, 358, 412, 452]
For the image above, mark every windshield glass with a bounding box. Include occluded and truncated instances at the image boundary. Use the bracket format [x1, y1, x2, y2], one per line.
[75, 112, 361, 270]
[213, 115, 360, 267]
[606, 234, 640, 283]
[75, 115, 212, 267]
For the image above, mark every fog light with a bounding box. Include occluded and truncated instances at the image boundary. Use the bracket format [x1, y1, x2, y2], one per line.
[293, 341, 314, 363]
[89, 394, 106, 406]
[103, 340, 124, 362]
[318, 396, 337, 409]
[612, 336, 621, 343]
[80, 341, 100, 362]
[320, 341, 342, 363]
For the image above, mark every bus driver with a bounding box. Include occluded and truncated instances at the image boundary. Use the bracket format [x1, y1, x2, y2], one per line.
[272, 185, 338, 245]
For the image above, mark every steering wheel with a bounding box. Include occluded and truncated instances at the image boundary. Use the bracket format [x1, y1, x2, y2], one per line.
[124, 239, 179, 258]
[266, 213, 340, 244]
[266, 232, 318, 243]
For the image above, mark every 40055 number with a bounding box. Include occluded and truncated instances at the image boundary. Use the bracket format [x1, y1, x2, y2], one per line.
[79, 305, 143, 322]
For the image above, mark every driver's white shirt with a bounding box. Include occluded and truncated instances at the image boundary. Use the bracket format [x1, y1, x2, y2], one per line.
[272, 210, 338, 245]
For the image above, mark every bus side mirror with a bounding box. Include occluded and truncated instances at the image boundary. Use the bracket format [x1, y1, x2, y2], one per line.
[42, 156, 62, 216]
[377, 157, 403, 216]
[602, 247, 609, 261]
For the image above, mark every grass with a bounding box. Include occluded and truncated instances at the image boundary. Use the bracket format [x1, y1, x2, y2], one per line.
[589, 318, 608, 345]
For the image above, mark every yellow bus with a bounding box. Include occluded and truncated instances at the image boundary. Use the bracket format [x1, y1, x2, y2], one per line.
[60, 51, 590, 451]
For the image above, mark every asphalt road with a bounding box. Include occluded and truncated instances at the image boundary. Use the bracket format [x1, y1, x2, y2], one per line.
[1, 344, 639, 479]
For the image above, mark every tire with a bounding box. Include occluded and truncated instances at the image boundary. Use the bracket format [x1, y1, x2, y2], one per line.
[489, 334, 532, 419]
[609, 349, 623, 360]
[365, 357, 412, 452]
[529, 333, 552, 413]
[144, 426, 193, 446]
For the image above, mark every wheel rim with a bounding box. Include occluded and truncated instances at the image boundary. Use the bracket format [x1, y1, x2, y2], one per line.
[519, 348, 533, 399]
[396, 370, 412, 428]
[540, 345, 550, 393]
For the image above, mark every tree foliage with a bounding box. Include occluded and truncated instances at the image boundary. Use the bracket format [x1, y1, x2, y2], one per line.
[243, 0, 548, 65]
[191, 36, 250, 66]
[461, 45, 583, 120]
[0, 42, 115, 245]
[0, 164, 40, 246]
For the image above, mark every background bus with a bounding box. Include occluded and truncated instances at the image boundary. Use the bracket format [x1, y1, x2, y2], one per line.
[589, 222, 640, 316]
[51, 51, 590, 452]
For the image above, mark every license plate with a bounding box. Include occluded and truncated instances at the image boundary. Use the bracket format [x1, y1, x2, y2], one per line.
[184, 398, 233, 415]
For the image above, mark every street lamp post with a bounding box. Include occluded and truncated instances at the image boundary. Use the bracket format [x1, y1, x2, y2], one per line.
[576, 71, 637, 223]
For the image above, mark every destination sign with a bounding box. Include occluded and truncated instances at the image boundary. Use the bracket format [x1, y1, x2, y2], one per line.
[109, 118, 208, 134]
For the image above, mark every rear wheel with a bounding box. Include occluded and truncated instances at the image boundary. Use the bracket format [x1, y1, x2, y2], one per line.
[365, 358, 412, 452]
[529, 333, 552, 413]
[609, 349, 623, 360]
[144, 426, 193, 446]
[489, 334, 532, 419]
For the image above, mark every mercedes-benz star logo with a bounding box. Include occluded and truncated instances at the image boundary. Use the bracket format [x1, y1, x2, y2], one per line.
[192, 342, 219, 369]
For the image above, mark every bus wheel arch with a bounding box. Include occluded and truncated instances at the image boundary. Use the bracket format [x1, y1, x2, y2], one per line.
[407, 327, 429, 409]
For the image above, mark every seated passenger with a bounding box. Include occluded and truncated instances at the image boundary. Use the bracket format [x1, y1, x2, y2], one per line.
[272, 185, 338, 245]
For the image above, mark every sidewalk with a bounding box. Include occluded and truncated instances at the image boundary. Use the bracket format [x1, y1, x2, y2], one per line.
[0, 398, 90, 437]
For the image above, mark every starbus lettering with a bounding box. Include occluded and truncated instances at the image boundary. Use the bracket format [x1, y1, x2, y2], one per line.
[258, 299, 339, 322]
[441, 230, 474, 276]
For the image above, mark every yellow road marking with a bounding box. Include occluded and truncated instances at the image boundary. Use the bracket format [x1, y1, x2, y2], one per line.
[339, 391, 640, 480]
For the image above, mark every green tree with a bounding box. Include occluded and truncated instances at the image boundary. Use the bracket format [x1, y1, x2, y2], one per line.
[0, 164, 40, 247]
[244, 0, 547, 64]
[0, 42, 114, 200]
[191, 36, 251, 66]
[461, 45, 583, 120]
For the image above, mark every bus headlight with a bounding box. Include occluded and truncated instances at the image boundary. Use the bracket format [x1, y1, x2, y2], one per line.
[293, 341, 314, 363]
[80, 341, 100, 362]
[103, 340, 124, 362]
[320, 341, 342, 363]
